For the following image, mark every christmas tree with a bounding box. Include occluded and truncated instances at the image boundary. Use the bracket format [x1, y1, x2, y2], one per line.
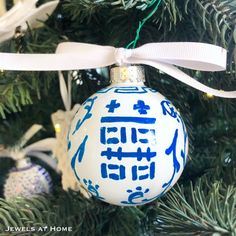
[0, 0, 236, 235]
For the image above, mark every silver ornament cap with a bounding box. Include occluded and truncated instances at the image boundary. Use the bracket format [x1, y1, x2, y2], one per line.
[110, 65, 145, 84]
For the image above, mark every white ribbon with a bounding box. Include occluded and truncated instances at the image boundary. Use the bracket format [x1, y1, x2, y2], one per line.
[0, 42, 236, 98]
[0, 0, 59, 43]
[0, 124, 58, 172]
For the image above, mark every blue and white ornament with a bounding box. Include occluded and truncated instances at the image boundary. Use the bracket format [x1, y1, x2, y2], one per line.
[4, 158, 52, 200]
[68, 66, 188, 206]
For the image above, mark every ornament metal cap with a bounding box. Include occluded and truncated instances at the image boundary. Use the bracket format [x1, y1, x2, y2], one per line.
[110, 65, 145, 84]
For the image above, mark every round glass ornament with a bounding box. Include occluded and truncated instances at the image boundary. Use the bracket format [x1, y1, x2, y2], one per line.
[68, 66, 188, 206]
[4, 158, 52, 200]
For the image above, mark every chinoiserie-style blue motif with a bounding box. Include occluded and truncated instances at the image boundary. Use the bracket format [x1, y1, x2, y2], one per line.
[69, 96, 98, 183]
[133, 100, 150, 114]
[161, 100, 177, 118]
[101, 116, 156, 124]
[121, 186, 152, 205]
[83, 178, 104, 199]
[71, 135, 88, 181]
[101, 147, 156, 161]
[72, 96, 97, 135]
[97, 86, 157, 94]
[160, 99, 188, 193]
[100, 98, 157, 185]
[106, 99, 120, 113]
[120, 98, 188, 205]
[67, 140, 71, 150]
[120, 186, 169, 205]
[162, 129, 180, 190]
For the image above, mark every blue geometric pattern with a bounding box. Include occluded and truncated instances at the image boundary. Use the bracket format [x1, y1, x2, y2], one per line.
[133, 100, 150, 114]
[106, 99, 120, 113]
[97, 86, 157, 94]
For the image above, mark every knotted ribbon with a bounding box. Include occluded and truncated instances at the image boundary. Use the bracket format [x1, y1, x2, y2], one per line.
[0, 42, 236, 98]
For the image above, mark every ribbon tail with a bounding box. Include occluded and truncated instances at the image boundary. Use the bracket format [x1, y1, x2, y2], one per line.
[139, 60, 236, 98]
[28, 151, 59, 173]
[20, 124, 43, 148]
[24, 137, 57, 154]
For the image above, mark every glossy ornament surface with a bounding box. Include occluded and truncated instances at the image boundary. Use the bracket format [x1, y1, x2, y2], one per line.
[68, 66, 188, 206]
[4, 158, 52, 200]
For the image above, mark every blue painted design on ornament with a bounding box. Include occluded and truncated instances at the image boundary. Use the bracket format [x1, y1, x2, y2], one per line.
[101, 163, 126, 180]
[121, 186, 151, 205]
[131, 128, 137, 143]
[67, 140, 71, 150]
[100, 126, 155, 145]
[161, 100, 177, 118]
[120, 127, 127, 143]
[133, 100, 150, 114]
[162, 129, 180, 191]
[101, 116, 156, 124]
[101, 147, 156, 161]
[131, 162, 155, 180]
[138, 128, 156, 144]
[106, 99, 120, 113]
[83, 179, 104, 199]
[121, 182, 178, 205]
[100, 127, 107, 144]
[97, 86, 157, 94]
[161, 99, 188, 167]
[72, 96, 97, 135]
[71, 135, 88, 181]
[106, 127, 119, 144]
[138, 128, 149, 144]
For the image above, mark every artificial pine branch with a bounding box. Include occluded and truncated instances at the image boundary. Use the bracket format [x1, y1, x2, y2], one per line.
[186, 0, 236, 71]
[0, 1, 235, 234]
[0, 178, 235, 236]
[151, 179, 236, 235]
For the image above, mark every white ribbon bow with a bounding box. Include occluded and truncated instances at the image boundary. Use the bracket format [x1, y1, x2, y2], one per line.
[0, 0, 59, 43]
[0, 42, 236, 98]
[0, 124, 58, 172]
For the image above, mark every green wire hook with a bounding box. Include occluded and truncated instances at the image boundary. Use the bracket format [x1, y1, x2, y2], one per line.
[126, 0, 163, 49]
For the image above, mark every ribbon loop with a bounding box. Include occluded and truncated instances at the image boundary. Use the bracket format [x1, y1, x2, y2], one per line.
[0, 42, 235, 98]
